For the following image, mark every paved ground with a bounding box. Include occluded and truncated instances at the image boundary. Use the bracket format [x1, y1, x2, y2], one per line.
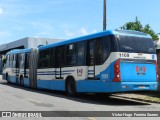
[0, 76, 160, 120]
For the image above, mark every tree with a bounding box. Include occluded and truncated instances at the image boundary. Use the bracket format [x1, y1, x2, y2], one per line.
[120, 17, 159, 41]
[142, 24, 159, 40]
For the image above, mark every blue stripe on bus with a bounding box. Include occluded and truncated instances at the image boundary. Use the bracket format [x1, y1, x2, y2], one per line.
[5, 75, 158, 93]
[7, 76, 17, 83]
[24, 78, 30, 87]
[6, 49, 31, 55]
[36, 79, 157, 92]
[38, 30, 114, 50]
[13, 70, 75, 75]
[76, 80, 157, 93]
[38, 30, 151, 51]
[5, 57, 158, 93]
[62, 73, 72, 75]
[63, 70, 75, 72]
[37, 80, 65, 91]
[38, 71, 55, 73]
[76, 80, 110, 92]
[110, 82, 157, 92]
[37, 73, 72, 75]
[37, 74, 55, 75]
[37, 70, 75, 75]
[37, 70, 75, 73]
[88, 73, 94, 75]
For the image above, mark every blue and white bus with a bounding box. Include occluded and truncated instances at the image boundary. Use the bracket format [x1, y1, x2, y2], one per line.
[2, 30, 158, 96]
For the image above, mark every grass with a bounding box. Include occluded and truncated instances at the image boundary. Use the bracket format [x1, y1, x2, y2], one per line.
[131, 91, 160, 103]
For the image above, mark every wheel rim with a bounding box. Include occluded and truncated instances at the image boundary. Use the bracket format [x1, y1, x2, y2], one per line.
[68, 82, 74, 94]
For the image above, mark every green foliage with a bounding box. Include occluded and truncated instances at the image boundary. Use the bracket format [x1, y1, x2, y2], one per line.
[2, 58, 6, 67]
[142, 24, 159, 41]
[2, 58, 6, 64]
[121, 17, 159, 41]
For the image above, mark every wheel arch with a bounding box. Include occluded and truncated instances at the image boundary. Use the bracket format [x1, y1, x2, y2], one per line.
[19, 74, 24, 79]
[6, 73, 8, 80]
[65, 75, 77, 96]
[19, 74, 24, 85]
[65, 75, 76, 87]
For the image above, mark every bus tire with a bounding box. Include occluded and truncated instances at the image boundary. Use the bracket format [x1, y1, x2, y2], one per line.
[66, 77, 77, 97]
[6, 74, 10, 84]
[20, 76, 24, 86]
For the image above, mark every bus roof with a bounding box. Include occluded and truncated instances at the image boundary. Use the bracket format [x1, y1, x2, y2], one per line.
[6, 49, 31, 55]
[39, 30, 151, 51]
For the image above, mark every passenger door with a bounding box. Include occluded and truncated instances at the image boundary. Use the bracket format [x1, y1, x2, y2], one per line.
[15, 54, 19, 83]
[55, 46, 64, 79]
[87, 40, 97, 79]
[87, 37, 111, 80]
[24, 53, 30, 79]
[29, 49, 38, 88]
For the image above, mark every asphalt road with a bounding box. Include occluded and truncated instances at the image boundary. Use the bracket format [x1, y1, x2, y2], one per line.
[0, 76, 160, 120]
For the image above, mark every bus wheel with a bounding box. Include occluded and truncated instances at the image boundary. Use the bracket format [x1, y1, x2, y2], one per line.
[66, 78, 77, 97]
[20, 76, 24, 86]
[6, 74, 10, 84]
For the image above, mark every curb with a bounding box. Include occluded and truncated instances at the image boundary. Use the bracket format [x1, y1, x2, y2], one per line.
[112, 94, 160, 104]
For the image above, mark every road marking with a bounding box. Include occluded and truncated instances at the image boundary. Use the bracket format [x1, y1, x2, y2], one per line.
[88, 117, 97, 120]
[26, 98, 42, 104]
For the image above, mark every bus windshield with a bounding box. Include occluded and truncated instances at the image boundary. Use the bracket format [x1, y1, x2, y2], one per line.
[116, 35, 156, 54]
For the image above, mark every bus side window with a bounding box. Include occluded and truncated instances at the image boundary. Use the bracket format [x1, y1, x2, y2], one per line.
[101, 36, 111, 63]
[76, 42, 85, 66]
[18, 54, 22, 68]
[25, 53, 30, 69]
[6, 55, 10, 68]
[55, 47, 61, 67]
[39, 50, 50, 68]
[15, 54, 19, 68]
[55, 46, 65, 68]
[95, 38, 102, 65]
[20, 54, 25, 68]
[50, 48, 55, 68]
[10, 55, 13, 68]
[7, 55, 10, 67]
[87, 40, 96, 66]
[66, 44, 76, 66]
[12, 54, 16, 68]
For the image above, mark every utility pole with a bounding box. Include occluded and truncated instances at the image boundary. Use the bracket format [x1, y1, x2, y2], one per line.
[103, 0, 106, 31]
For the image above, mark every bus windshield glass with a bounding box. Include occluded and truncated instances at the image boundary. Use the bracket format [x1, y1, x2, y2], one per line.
[116, 35, 156, 54]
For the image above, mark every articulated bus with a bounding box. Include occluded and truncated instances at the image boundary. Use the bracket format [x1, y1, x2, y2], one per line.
[2, 30, 158, 96]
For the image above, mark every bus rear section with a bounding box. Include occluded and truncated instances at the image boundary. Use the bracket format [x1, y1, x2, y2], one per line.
[111, 57, 158, 92]
[110, 32, 158, 93]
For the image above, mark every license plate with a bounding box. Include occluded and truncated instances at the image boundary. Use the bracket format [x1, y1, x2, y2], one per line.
[139, 86, 146, 89]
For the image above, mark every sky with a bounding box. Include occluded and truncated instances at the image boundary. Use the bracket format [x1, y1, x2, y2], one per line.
[0, 0, 160, 44]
